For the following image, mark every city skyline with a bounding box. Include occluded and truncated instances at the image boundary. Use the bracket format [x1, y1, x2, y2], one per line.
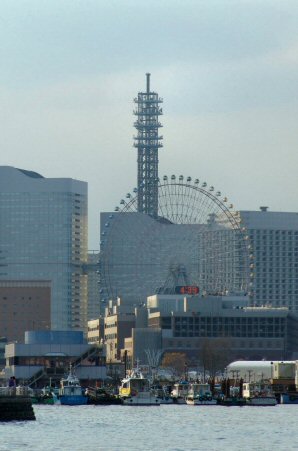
[1, 1, 298, 248]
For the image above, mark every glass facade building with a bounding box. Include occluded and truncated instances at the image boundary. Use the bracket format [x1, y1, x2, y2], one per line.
[0, 166, 88, 331]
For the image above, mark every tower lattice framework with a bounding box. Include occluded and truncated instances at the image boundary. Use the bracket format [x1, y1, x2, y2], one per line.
[134, 73, 163, 217]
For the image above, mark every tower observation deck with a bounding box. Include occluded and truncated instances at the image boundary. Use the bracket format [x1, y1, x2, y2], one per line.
[133, 73, 163, 217]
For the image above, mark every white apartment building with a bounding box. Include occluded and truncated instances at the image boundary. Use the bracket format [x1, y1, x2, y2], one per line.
[240, 208, 298, 311]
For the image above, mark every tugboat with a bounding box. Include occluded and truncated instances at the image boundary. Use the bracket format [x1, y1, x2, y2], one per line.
[186, 383, 217, 405]
[119, 364, 160, 406]
[59, 366, 88, 406]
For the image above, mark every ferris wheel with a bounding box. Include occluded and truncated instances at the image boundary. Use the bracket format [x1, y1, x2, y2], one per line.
[99, 175, 253, 303]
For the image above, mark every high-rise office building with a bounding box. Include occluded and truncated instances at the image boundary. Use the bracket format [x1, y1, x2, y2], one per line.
[240, 208, 298, 311]
[0, 166, 88, 333]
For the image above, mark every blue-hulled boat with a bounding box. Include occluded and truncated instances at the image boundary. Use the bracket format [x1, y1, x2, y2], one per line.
[280, 393, 298, 404]
[59, 366, 88, 406]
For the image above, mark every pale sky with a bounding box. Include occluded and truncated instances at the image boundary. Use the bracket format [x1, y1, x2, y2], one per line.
[1, 0, 298, 249]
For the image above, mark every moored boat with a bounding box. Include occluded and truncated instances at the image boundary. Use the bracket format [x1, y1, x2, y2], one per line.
[119, 366, 160, 406]
[151, 385, 173, 404]
[170, 381, 189, 404]
[86, 386, 123, 405]
[59, 366, 88, 406]
[186, 383, 217, 406]
[243, 382, 277, 406]
[280, 393, 298, 404]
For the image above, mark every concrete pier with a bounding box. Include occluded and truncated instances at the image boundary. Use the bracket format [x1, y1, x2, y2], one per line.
[0, 387, 35, 421]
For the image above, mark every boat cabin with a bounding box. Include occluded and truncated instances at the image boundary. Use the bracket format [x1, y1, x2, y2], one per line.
[59, 372, 82, 397]
[119, 368, 150, 397]
[188, 383, 212, 397]
[171, 382, 189, 398]
[243, 382, 272, 399]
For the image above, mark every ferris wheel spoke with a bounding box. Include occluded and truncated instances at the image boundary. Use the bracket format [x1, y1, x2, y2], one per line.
[100, 175, 251, 301]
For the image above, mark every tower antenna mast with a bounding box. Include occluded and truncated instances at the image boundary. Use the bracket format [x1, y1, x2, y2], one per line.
[133, 73, 163, 217]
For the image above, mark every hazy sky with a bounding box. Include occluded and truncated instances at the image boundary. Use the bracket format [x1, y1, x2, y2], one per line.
[1, 0, 298, 248]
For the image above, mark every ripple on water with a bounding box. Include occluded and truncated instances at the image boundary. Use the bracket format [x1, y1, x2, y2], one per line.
[0, 404, 298, 451]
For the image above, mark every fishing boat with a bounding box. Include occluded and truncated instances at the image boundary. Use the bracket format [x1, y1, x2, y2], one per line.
[119, 365, 160, 406]
[31, 387, 60, 405]
[186, 383, 217, 405]
[59, 366, 88, 406]
[243, 382, 277, 406]
[170, 381, 189, 404]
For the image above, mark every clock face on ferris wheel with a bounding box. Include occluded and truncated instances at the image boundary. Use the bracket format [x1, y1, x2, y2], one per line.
[99, 176, 252, 303]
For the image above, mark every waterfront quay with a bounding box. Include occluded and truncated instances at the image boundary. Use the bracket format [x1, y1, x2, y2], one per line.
[0, 387, 35, 421]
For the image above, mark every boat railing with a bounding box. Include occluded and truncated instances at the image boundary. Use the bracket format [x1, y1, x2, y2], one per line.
[0, 386, 32, 397]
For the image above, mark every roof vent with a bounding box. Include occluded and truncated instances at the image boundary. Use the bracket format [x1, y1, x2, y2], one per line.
[260, 206, 268, 212]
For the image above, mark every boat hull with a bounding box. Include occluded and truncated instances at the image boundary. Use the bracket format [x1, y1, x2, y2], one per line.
[186, 399, 217, 406]
[122, 395, 160, 406]
[171, 397, 186, 404]
[280, 394, 298, 404]
[217, 398, 246, 407]
[59, 395, 88, 406]
[158, 398, 174, 404]
[246, 397, 277, 406]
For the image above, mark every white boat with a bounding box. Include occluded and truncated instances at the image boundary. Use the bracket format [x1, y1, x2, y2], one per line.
[243, 382, 277, 406]
[59, 366, 88, 406]
[119, 366, 160, 406]
[170, 381, 189, 404]
[186, 383, 217, 406]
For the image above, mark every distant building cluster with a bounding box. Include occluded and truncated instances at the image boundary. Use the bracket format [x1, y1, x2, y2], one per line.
[1, 76, 298, 384]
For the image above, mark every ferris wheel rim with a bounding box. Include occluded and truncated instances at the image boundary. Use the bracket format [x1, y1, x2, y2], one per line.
[100, 174, 253, 301]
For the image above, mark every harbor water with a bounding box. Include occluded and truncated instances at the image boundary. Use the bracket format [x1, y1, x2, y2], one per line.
[1, 404, 298, 451]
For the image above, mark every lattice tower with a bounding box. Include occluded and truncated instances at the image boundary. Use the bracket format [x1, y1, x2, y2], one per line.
[133, 73, 163, 217]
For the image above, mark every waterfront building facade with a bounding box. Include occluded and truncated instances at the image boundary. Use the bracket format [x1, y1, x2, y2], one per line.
[104, 299, 136, 363]
[3, 330, 106, 384]
[0, 166, 88, 333]
[148, 295, 290, 361]
[87, 317, 104, 345]
[240, 208, 298, 311]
